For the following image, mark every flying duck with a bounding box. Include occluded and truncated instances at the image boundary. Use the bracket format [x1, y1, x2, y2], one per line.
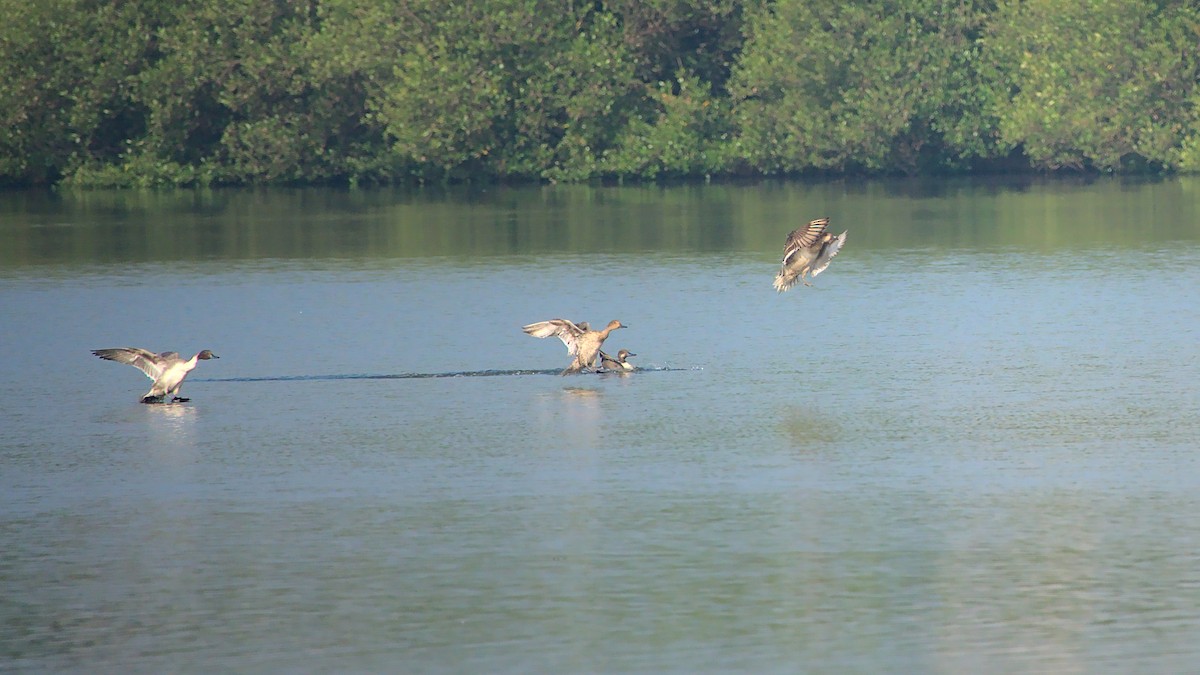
[773, 217, 847, 292]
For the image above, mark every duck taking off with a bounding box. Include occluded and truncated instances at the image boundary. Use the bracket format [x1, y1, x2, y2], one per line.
[92, 347, 219, 403]
[598, 349, 637, 372]
[773, 217, 847, 292]
[522, 319, 627, 375]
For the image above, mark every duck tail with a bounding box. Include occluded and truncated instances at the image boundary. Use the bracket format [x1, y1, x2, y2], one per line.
[773, 269, 798, 293]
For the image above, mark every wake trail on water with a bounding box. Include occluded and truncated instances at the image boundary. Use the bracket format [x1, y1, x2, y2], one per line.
[196, 366, 699, 383]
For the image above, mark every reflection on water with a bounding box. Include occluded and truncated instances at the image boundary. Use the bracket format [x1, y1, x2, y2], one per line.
[777, 404, 842, 449]
[2, 178, 1200, 673]
[139, 403, 198, 466]
[558, 386, 604, 399]
[2, 176, 1198, 270]
[531, 386, 606, 452]
[140, 400, 198, 421]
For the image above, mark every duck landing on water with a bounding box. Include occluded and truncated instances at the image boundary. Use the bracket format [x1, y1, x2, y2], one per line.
[773, 217, 847, 292]
[598, 349, 637, 373]
[522, 319, 627, 375]
[92, 347, 219, 403]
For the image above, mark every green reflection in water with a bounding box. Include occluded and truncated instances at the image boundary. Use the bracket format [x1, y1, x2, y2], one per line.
[2, 176, 1198, 268]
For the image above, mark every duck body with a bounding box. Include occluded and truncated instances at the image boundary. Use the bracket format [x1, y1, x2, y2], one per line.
[92, 347, 219, 403]
[522, 319, 627, 375]
[598, 349, 636, 372]
[773, 217, 847, 292]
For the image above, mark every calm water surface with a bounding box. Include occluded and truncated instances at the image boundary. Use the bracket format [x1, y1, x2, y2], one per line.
[3, 178, 1200, 673]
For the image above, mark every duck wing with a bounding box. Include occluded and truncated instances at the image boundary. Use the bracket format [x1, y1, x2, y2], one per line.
[522, 319, 585, 356]
[781, 218, 830, 265]
[810, 231, 847, 278]
[92, 347, 166, 380]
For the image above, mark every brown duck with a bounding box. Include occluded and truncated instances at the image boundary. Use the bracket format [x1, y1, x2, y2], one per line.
[773, 217, 847, 292]
[522, 319, 627, 375]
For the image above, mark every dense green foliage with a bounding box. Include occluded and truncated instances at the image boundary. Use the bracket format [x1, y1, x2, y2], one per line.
[1, 0, 1198, 187]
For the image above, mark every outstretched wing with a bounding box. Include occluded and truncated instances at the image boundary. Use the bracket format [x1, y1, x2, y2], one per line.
[810, 231, 847, 278]
[92, 347, 165, 380]
[781, 218, 830, 265]
[522, 319, 585, 356]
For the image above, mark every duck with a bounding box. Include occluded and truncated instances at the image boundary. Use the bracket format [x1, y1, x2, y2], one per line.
[773, 217, 847, 292]
[598, 349, 637, 372]
[92, 347, 219, 403]
[522, 319, 627, 375]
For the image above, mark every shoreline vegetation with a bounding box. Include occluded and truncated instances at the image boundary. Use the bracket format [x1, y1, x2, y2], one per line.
[2, 0, 1199, 189]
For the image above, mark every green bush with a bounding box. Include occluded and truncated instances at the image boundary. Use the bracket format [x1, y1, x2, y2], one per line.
[729, 0, 998, 174]
[986, 0, 1200, 171]
[1, 0, 1197, 186]
[602, 73, 734, 179]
